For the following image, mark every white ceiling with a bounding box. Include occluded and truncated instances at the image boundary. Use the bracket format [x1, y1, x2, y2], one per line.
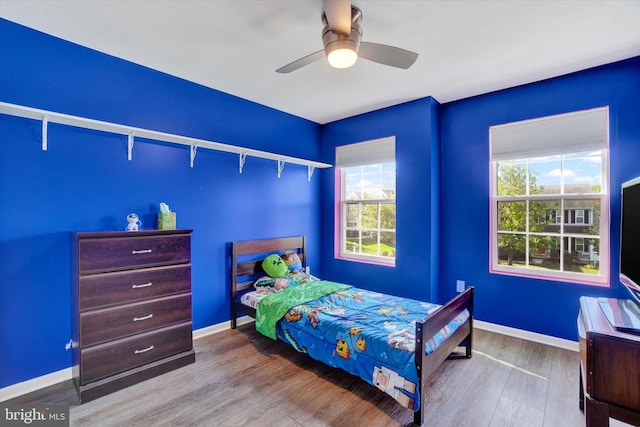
[1, 0, 639, 124]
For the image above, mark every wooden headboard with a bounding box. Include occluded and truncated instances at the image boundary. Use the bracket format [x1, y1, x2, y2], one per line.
[230, 236, 306, 327]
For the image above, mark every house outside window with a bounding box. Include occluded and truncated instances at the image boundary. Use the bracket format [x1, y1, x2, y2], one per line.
[336, 137, 396, 266]
[490, 107, 609, 285]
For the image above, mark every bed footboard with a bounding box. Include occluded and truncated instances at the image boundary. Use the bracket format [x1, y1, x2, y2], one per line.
[413, 287, 474, 426]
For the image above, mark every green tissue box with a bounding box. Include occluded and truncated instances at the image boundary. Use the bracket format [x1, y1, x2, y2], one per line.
[158, 212, 176, 230]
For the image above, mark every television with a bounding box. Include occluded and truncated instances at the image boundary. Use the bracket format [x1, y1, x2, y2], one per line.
[602, 177, 640, 334]
[620, 176, 640, 305]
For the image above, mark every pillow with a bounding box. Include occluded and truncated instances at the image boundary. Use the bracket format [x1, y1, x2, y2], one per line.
[254, 276, 292, 293]
[281, 251, 303, 273]
[262, 254, 288, 278]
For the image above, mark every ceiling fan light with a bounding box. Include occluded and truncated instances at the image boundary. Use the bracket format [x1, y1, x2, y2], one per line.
[327, 47, 358, 69]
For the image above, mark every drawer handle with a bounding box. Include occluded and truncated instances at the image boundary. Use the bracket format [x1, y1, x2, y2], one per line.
[131, 249, 153, 254]
[134, 345, 154, 355]
[132, 282, 153, 289]
[133, 314, 154, 322]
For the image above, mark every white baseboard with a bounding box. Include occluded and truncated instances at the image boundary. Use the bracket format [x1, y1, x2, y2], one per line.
[1, 317, 572, 402]
[474, 320, 579, 352]
[0, 368, 73, 402]
[192, 316, 254, 340]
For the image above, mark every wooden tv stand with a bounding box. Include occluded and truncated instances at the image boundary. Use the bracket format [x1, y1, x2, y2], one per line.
[578, 297, 640, 427]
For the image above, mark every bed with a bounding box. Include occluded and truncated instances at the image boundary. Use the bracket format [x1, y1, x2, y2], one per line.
[230, 236, 474, 426]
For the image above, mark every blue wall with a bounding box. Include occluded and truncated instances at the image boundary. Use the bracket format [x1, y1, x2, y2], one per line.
[319, 98, 441, 303]
[2, 16, 639, 391]
[0, 19, 323, 388]
[439, 57, 640, 340]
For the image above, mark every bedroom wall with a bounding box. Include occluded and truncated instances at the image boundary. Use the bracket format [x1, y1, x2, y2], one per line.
[439, 56, 640, 341]
[0, 19, 323, 388]
[319, 98, 441, 303]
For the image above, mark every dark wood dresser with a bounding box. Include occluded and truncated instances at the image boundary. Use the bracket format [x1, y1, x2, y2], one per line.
[71, 229, 195, 402]
[578, 296, 640, 427]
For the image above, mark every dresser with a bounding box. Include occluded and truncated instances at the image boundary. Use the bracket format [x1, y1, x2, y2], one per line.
[71, 229, 195, 403]
[578, 296, 640, 427]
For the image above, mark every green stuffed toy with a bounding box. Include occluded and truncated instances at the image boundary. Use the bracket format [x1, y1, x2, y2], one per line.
[262, 253, 288, 278]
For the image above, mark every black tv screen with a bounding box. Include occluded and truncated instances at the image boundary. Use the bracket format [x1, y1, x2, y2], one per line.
[620, 177, 640, 305]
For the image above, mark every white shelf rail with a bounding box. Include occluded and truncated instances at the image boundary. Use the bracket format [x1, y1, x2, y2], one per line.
[0, 101, 331, 180]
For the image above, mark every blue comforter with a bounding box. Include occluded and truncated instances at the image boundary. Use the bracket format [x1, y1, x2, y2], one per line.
[256, 282, 469, 411]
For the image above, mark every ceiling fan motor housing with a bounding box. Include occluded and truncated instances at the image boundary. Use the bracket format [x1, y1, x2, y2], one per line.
[321, 6, 362, 56]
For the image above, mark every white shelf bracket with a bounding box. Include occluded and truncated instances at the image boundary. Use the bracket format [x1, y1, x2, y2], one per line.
[41, 116, 48, 151]
[239, 153, 247, 174]
[277, 160, 285, 178]
[307, 165, 316, 182]
[127, 132, 135, 161]
[190, 145, 198, 168]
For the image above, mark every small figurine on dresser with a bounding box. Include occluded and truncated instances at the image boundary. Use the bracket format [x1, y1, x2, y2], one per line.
[126, 213, 142, 231]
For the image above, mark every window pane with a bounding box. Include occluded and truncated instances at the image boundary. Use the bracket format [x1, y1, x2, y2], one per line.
[345, 172, 362, 200]
[361, 203, 379, 229]
[345, 230, 361, 254]
[529, 158, 561, 194]
[344, 163, 396, 200]
[380, 203, 396, 230]
[497, 201, 527, 232]
[564, 154, 602, 193]
[565, 199, 600, 235]
[346, 204, 359, 228]
[380, 171, 396, 199]
[380, 231, 396, 258]
[497, 162, 527, 196]
[360, 231, 379, 256]
[497, 234, 526, 266]
[529, 200, 553, 232]
[564, 236, 600, 275]
[528, 236, 561, 271]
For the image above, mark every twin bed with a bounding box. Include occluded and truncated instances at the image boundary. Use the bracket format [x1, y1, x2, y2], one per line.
[230, 236, 474, 426]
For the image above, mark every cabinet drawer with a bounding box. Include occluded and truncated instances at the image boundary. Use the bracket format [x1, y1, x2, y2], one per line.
[81, 294, 191, 346]
[79, 264, 191, 310]
[81, 322, 192, 384]
[78, 234, 190, 273]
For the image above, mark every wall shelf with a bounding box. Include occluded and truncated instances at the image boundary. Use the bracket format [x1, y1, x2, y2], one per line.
[0, 101, 332, 180]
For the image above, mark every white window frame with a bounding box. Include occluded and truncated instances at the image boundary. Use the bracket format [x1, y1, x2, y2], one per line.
[335, 137, 396, 266]
[489, 107, 609, 286]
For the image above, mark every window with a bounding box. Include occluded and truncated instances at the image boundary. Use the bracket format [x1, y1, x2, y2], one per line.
[336, 137, 396, 265]
[490, 107, 609, 285]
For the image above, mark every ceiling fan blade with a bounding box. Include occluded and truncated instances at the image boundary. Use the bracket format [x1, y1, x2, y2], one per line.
[276, 50, 325, 73]
[359, 42, 418, 69]
[322, 0, 352, 35]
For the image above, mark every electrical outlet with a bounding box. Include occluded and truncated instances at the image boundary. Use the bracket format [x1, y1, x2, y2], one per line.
[456, 280, 465, 292]
[305, 266, 310, 275]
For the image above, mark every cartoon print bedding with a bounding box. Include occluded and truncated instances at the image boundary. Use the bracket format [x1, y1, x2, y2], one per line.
[253, 281, 470, 411]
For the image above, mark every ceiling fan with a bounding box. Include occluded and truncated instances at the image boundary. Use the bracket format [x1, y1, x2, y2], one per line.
[276, 0, 418, 73]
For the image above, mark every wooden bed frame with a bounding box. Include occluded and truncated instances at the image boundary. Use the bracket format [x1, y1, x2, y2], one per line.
[230, 236, 474, 426]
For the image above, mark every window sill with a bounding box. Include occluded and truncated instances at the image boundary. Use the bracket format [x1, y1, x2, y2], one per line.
[490, 265, 609, 287]
[336, 253, 396, 267]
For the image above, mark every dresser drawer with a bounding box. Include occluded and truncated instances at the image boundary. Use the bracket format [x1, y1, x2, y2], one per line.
[81, 322, 193, 384]
[80, 294, 191, 346]
[79, 264, 191, 310]
[78, 234, 190, 273]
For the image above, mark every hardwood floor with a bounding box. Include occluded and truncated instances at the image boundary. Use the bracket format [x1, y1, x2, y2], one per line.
[6, 326, 629, 426]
